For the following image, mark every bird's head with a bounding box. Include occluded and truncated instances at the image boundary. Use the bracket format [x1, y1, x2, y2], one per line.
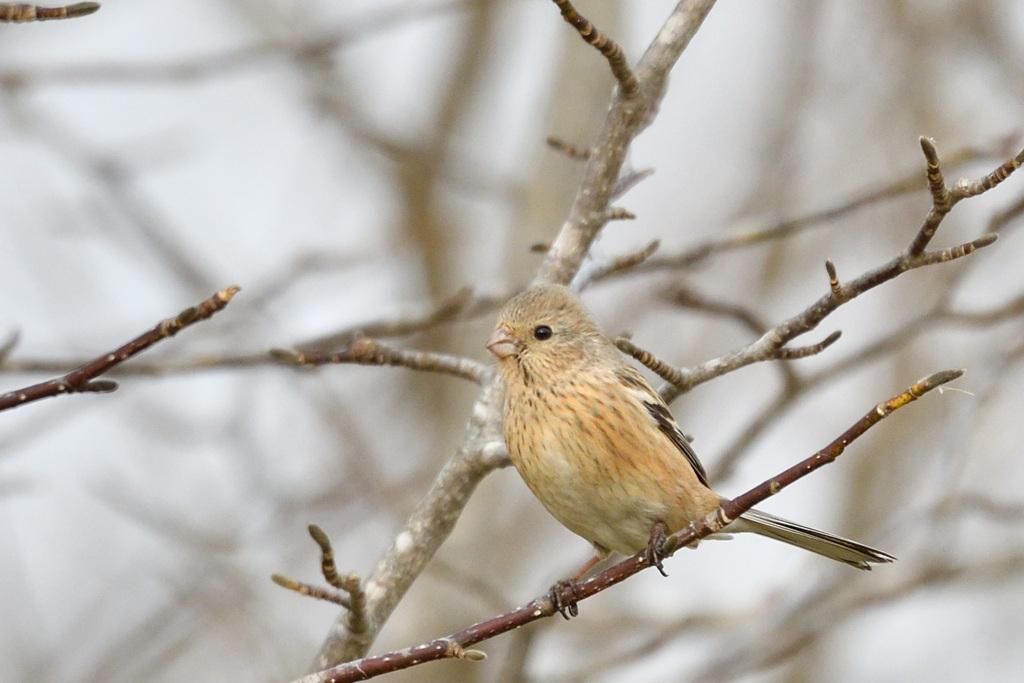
[487, 284, 606, 374]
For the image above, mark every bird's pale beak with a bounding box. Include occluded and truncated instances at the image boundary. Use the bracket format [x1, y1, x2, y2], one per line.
[486, 326, 521, 359]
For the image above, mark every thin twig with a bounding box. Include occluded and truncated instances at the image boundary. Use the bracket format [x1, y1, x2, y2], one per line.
[310, 524, 343, 589]
[615, 337, 686, 388]
[0, 286, 239, 412]
[550, 0, 639, 97]
[273, 337, 488, 385]
[311, 525, 369, 636]
[271, 524, 374, 626]
[652, 142, 1018, 404]
[0, 2, 98, 22]
[579, 240, 659, 286]
[909, 137, 1024, 255]
[271, 575, 350, 609]
[546, 135, 591, 160]
[772, 331, 843, 360]
[633, 140, 1011, 276]
[825, 259, 841, 297]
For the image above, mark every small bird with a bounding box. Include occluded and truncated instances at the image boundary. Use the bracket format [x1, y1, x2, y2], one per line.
[487, 284, 893, 592]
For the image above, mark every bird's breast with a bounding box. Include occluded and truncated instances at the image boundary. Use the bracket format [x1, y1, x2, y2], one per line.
[503, 374, 714, 554]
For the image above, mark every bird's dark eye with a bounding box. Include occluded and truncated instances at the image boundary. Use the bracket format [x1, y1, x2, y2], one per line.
[533, 325, 553, 341]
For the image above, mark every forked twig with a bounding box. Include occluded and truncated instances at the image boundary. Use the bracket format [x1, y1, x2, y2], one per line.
[648, 140, 1019, 404]
[273, 525, 370, 632]
[910, 137, 1024, 255]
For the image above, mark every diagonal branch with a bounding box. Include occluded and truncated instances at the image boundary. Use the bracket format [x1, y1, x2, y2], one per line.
[910, 137, 1024, 255]
[551, 0, 639, 96]
[652, 140, 1021, 404]
[536, 0, 717, 287]
[0, 286, 239, 412]
[297, 370, 959, 682]
[312, 0, 719, 668]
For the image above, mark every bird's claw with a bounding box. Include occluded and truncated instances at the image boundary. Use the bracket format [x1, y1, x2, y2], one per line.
[549, 579, 581, 619]
[646, 523, 669, 577]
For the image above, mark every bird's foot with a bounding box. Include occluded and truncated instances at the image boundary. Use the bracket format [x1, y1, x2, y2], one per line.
[549, 579, 581, 619]
[646, 522, 670, 577]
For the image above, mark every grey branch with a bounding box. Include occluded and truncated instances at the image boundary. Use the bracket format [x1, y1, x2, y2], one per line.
[654, 140, 1019, 404]
[312, 0, 719, 669]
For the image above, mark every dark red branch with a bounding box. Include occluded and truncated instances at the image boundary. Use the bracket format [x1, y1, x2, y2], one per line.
[0, 286, 239, 412]
[296, 369, 961, 682]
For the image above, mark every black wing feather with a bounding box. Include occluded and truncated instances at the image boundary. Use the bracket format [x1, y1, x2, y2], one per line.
[614, 366, 710, 487]
[643, 400, 710, 487]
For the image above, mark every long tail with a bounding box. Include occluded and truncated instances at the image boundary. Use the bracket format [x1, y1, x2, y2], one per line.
[729, 509, 895, 570]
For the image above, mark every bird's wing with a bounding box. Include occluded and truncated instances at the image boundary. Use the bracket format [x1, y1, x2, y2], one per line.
[615, 365, 710, 487]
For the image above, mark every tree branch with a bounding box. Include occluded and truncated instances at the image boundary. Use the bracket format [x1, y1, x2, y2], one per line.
[311, 1, 719, 668]
[551, 0, 639, 97]
[0, 2, 98, 22]
[297, 370, 959, 682]
[0, 286, 239, 412]
[535, 0, 717, 286]
[653, 141, 1019, 404]
[272, 337, 489, 385]
[910, 137, 1024, 255]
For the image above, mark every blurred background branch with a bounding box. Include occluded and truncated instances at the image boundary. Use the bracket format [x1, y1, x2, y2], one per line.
[4, 1, 1024, 682]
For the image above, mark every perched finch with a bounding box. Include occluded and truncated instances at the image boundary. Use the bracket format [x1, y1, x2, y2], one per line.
[487, 284, 894, 585]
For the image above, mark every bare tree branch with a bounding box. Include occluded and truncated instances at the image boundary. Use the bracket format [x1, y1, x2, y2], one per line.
[296, 370, 958, 682]
[272, 337, 489, 385]
[0, 286, 239, 412]
[653, 141, 1019, 404]
[1, 289, 513, 379]
[311, 1, 719, 668]
[536, 0, 718, 287]
[910, 137, 1024, 255]
[551, 0, 639, 96]
[630, 138, 1014, 276]
[0, 2, 98, 22]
